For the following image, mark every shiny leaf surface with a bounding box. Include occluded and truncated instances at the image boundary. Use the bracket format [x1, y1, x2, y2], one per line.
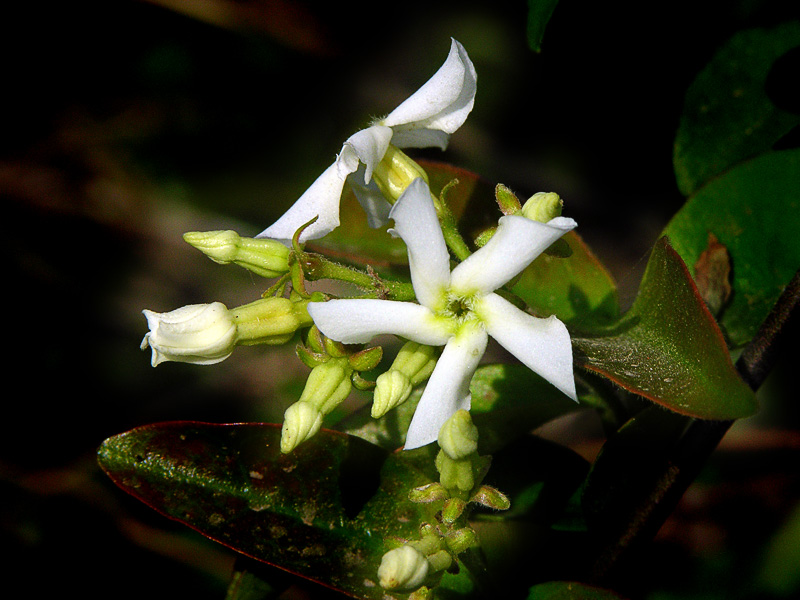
[573, 238, 757, 420]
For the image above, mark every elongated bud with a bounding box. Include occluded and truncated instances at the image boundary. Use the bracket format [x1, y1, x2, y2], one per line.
[141, 302, 236, 366]
[183, 230, 290, 278]
[495, 184, 522, 215]
[372, 371, 413, 418]
[520, 192, 563, 223]
[299, 358, 353, 415]
[445, 527, 478, 555]
[378, 545, 429, 591]
[280, 401, 323, 453]
[438, 410, 479, 460]
[371, 145, 430, 203]
[231, 297, 312, 346]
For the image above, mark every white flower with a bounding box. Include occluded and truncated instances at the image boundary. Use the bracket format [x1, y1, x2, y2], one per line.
[256, 38, 477, 244]
[141, 302, 237, 367]
[307, 179, 578, 449]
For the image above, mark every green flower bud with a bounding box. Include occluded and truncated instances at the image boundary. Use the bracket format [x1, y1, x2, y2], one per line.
[471, 485, 511, 511]
[183, 230, 290, 278]
[348, 346, 383, 372]
[378, 545, 429, 591]
[519, 192, 562, 223]
[280, 401, 323, 453]
[372, 370, 412, 418]
[425, 550, 453, 573]
[141, 302, 237, 367]
[435, 451, 475, 493]
[298, 358, 353, 415]
[441, 497, 466, 524]
[444, 527, 478, 555]
[495, 183, 522, 215]
[408, 482, 449, 504]
[393, 341, 438, 385]
[371, 145, 430, 203]
[231, 297, 313, 346]
[438, 410, 479, 460]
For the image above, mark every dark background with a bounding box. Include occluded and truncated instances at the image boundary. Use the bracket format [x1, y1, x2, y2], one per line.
[2, 1, 799, 598]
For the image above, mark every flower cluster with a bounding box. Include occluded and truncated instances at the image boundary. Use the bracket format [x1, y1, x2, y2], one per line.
[139, 37, 580, 594]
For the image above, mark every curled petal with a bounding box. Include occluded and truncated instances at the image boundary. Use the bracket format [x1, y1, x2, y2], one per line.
[308, 299, 452, 346]
[404, 324, 488, 450]
[389, 179, 451, 311]
[477, 293, 577, 401]
[450, 215, 577, 295]
[340, 124, 393, 183]
[255, 160, 351, 243]
[383, 39, 477, 149]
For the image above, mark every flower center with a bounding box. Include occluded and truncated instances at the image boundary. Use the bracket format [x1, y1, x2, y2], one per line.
[440, 293, 480, 328]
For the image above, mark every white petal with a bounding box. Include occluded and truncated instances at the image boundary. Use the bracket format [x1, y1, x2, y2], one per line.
[341, 124, 393, 183]
[477, 293, 577, 401]
[348, 167, 392, 228]
[404, 324, 488, 449]
[388, 179, 451, 311]
[382, 39, 477, 149]
[450, 215, 577, 295]
[256, 160, 351, 243]
[308, 299, 451, 346]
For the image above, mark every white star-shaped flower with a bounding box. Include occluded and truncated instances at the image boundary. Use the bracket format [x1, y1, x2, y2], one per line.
[256, 38, 477, 244]
[307, 178, 578, 449]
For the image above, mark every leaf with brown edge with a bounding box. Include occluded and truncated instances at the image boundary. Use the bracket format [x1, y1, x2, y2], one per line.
[572, 237, 756, 420]
[98, 422, 477, 599]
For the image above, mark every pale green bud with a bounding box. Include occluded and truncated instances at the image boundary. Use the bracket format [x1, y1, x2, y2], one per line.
[519, 192, 563, 223]
[141, 302, 236, 367]
[280, 401, 323, 453]
[183, 230, 290, 278]
[392, 341, 438, 385]
[298, 358, 353, 415]
[438, 410, 479, 460]
[425, 550, 453, 574]
[441, 497, 466, 524]
[444, 527, 478, 555]
[372, 371, 412, 418]
[371, 145, 430, 203]
[435, 451, 475, 493]
[231, 297, 312, 346]
[378, 545, 429, 591]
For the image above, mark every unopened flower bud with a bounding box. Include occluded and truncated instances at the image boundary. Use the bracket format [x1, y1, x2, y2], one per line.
[299, 358, 353, 415]
[280, 401, 323, 453]
[141, 302, 236, 367]
[183, 230, 290, 278]
[495, 184, 522, 215]
[520, 192, 563, 223]
[378, 545, 429, 591]
[445, 527, 478, 555]
[435, 451, 475, 493]
[438, 410, 479, 460]
[231, 297, 312, 346]
[371, 145, 430, 203]
[393, 341, 438, 385]
[372, 371, 412, 418]
[348, 346, 383, 372]
[441, 497, 466, 524]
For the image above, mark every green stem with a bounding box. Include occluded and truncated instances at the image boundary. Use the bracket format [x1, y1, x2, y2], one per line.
[301, 252, 416, 300]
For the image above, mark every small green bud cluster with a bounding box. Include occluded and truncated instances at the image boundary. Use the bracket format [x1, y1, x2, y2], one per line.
[281, 325, 383, 453]
[381, 411, 510, 593]
[184, 230, 291, 278]
[372, 341, 439, 418]
[475, 185, 570, 257]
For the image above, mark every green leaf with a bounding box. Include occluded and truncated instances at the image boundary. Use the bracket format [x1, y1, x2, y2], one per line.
[98, 422, 474, 599]
[527, 0, 561, 53]
[572, 237, 757, 420]
[664, 148, 800, 347]
[512, 231, 619, 327]
[527, 581, 628, 600]
[673, 22, 800, 196]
